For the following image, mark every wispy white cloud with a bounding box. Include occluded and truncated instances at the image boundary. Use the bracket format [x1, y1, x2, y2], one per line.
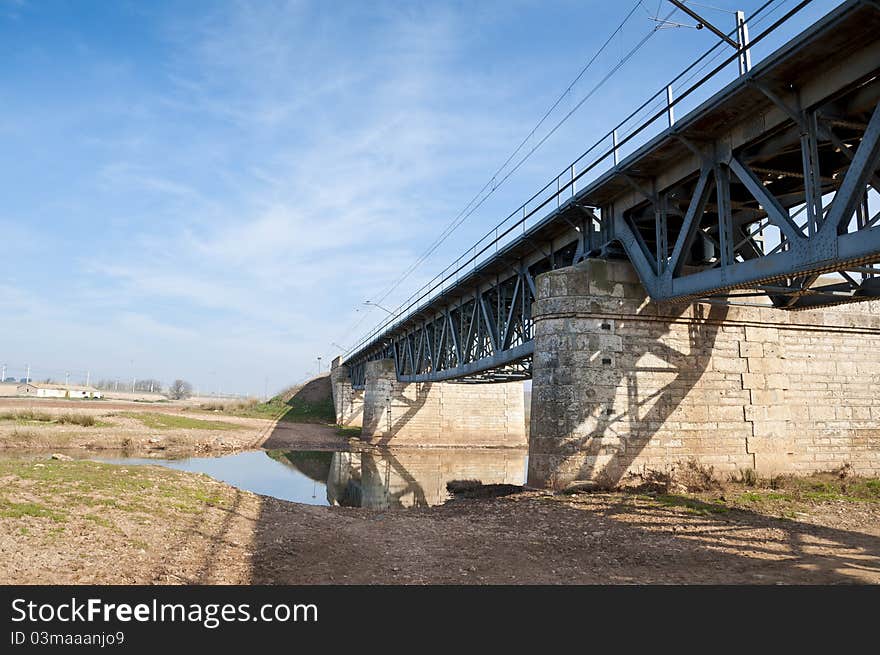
[2, 0, 551, 392]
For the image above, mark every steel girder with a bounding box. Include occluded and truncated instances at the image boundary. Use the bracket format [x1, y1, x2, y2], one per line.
[347, 237, 581, 389]
[612, 84, 880, 310]
[344, 0, 880, 386]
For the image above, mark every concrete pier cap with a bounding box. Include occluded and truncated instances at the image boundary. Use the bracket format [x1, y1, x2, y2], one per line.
[527, 258, 880, 490]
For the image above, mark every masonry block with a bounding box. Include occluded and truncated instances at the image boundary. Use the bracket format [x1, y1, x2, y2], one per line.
[527, 259, 880, 489]
[359, 359, 526, 447]
[330, 356, 363, 428]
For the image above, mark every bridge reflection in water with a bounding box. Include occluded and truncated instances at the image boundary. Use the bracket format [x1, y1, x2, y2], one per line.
[271, 448, 527, 509]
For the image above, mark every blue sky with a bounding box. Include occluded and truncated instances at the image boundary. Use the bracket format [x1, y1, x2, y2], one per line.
[0, 0, 837, 395]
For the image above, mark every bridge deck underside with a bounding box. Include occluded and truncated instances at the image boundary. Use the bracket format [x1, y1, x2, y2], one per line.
[346, 0, 880, 387]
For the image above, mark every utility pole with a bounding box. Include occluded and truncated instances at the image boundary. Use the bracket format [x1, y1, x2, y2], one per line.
[65, 371, 70, 387]
[735, 10, 751, 75]
[666, 1, 737, 48]
[664, 1, 750, 76]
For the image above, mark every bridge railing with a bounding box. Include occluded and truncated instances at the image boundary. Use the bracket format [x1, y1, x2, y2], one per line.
[345, 0, 817, 362]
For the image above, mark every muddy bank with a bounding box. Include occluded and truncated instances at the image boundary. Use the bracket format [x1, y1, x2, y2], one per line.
[1, 459, 878, 585]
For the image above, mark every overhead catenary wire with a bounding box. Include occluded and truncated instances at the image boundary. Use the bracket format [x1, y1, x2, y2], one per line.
[330, 0, 652, 348]
[339, 5, 686, 351]
[370, 1, 654, 306]
[341, 0, 793, 358]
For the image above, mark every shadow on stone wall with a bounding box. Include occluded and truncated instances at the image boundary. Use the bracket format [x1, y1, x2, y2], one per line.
[364, 382, 431, 447]
[533, 301, 730, 487]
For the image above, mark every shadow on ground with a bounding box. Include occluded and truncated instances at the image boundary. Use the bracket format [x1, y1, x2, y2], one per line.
[156, 370, 880, 584]
[240, 490, 880, 584]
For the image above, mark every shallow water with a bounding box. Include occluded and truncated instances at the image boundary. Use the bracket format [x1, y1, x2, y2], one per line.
[86, 447, 530, 509]
[96, 450, 333, 506]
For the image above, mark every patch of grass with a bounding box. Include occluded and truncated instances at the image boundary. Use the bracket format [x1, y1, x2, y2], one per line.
[0, 409, 53, 423]
[56, 413, 96, 427]
[281, 396, 336, 423]
[199, 399, 259, 413]
[83, 513, 114, 528]
[687, 470, 880, 516]
[227, 398, 290, 420]
[336, 425, 362, 438]
[736, 491, 791, 504]
[0, 499, 67, 522]
[199, 392, 336, 425]
[0, 410, 101, 427]
[655, 494, 730, 515]
[769, 472, 880, 503]
[0, 460, 236, 525]
[189, 489, 225, 507]
[126, 412, 237, 431]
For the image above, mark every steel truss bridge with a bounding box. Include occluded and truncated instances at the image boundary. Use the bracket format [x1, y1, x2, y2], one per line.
[343, 0, 880, 389]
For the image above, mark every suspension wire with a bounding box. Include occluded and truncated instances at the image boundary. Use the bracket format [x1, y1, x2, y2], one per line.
[684, 1, 739, 14]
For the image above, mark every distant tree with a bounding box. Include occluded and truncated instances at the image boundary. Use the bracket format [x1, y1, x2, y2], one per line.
[167, 379, 193, 400]
[135, 379, 163, 394]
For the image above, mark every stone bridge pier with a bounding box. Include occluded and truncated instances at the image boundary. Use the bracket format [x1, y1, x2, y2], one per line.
[528, 259, 880, 489]
[346, 359, 526, 447]
[330, 356, 364, 428]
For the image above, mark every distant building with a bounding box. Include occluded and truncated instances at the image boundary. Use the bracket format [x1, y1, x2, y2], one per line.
[16, 383, 104, 400]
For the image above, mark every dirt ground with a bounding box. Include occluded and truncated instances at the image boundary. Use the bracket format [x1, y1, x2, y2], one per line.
[1, 396, 878, 585]
[0, 398, 347, 455]
[1, 452, 878, 585]
[251, 488, 880, 585]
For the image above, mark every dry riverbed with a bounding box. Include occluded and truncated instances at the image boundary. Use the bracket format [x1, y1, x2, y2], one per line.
[1, 457, 878, 585]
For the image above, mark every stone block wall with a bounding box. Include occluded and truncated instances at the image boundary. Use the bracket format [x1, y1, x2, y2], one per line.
[361, 359, 526, 447]
[528, 258, 880, 489]
[330, 357, 363, 428]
